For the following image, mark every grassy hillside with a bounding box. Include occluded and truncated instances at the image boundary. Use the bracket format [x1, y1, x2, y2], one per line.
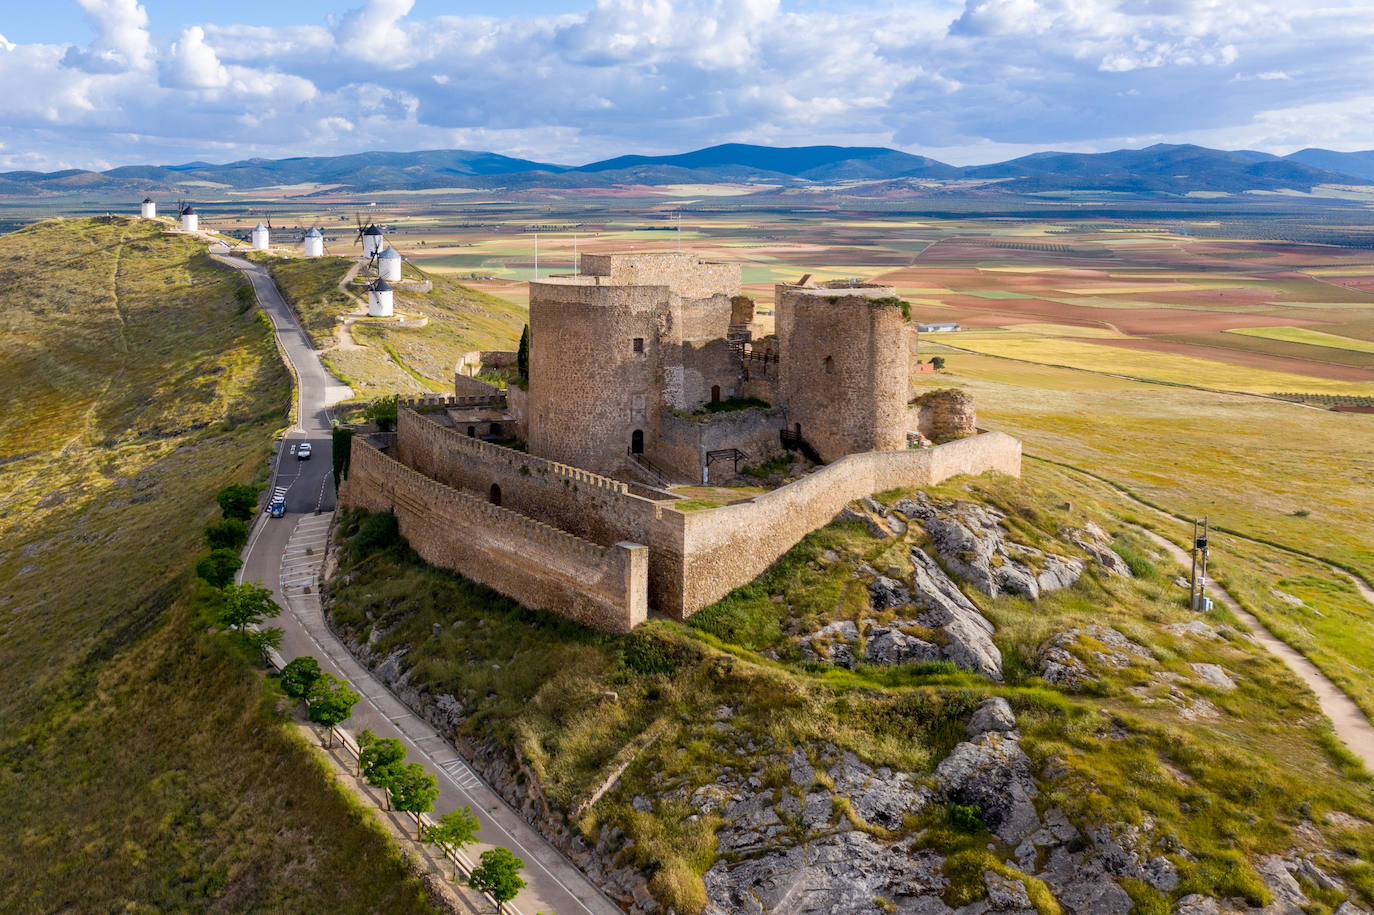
[328, 462, 1374, 913]
[266, 254, 526, 400]
[0, 218, 438, 912]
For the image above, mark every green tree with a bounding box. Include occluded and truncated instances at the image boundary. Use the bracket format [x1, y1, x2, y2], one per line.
[195, 548, 242, 588]
[332, 426, 355, 488]
[218, 582, 278, 634]
[216, 483, 259, 521]
[468, 847, 527, 913]
[516, 324, 530, 380]
[234, 282, 256, 314]
[307, 673, 360, 746]
[359, 734, 408, 807]
[388, 763, 440, 838]
[279, 656, 322, 699]
[930, 356, 946, 370]
[244, 626, 282, 666]
[423, 807, 480, 880]
[364, 394, 399, 432]
[204, 517, 249, 551]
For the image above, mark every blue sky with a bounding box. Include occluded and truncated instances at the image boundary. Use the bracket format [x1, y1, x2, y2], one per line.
[2, 0, 1373, 172]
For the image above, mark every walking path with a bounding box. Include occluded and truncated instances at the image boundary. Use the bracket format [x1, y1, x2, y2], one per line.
[1138, 527, 1374, 770]
[218, 250, 621, 915]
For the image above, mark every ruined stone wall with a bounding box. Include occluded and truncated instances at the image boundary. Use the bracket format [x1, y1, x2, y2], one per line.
[776, 286, 916, 462]
[526, 283, 664, 474]
[580, 252, 740, 299]
[453, 373, 503, 398]
[340, 437, 647, 633]
[506, 384, 529, 440]
[661, 336, 742, 412]
[654, 407, 787, 483]
[914, 388, 977, 442]
[670, 432, 1022, 617]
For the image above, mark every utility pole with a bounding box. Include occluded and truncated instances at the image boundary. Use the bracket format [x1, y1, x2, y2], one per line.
[573, 233, 578, 275]
[533, 232, 538, 280]
[1189, 517, 1210, 611]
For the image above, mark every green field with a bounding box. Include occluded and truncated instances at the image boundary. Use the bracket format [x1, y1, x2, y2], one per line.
[0, 219, 438, 912]
[1229, 325, 1374, 354]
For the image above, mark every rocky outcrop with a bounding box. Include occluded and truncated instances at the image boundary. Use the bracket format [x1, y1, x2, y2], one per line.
[933, 732, 1039, 844]
[967, 697, 1016, 737]
[864, 626, 941, 665]
[1038, 625, 1153, 691]
[908, 548, 1004, 680]
[1064, 521, 1133, 578]
[896, 494, 1084, 600]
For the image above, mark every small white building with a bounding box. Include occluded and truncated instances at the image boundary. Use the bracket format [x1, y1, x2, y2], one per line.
[367, 277, 394, 317]
[140, 197, 156, 219]
[180, 205, 198, 232]
[378, 245, 402, 282]
[362, 224, 384, 258]
[303, 227, 324, 258]
[251, 222, 270, 251]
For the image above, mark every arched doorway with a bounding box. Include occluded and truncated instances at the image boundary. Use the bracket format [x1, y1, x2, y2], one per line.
[489, 483, 501, 506]
[631, 429, 644, 454]
[489, 422, 502, 436]
[710, 384, 721, 403]
[467, 425, 476, 437]
[823, 356, 834, 375]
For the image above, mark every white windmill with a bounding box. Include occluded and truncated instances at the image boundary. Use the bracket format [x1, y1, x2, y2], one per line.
[140, 196, 156, 219]
[367, 277, 394, 317]
[303, 227, 324, 258]
[377, 245, 402, 282]
[251, 220, 271, 251]
[180, 203, 199, 232]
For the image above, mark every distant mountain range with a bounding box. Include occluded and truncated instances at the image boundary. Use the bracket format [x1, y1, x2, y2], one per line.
[5, 142, 1374, 198]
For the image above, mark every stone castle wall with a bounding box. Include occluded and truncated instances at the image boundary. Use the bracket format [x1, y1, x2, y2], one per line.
[342, 437, 647, 633]
[673, 431, 1022, 614]
[580, 252, 740, 299]
[655, 407, 787, 484]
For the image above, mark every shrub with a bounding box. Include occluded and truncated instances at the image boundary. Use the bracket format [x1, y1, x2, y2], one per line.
[216, 483, 258, 521]
[364, 394, 399, 432]
[203, 517, 249, 552]
[195, 548, 243, 588]
[930, 356, 946, 370]
[280, 656, 322, 699]
[351, 510, 400, 559]
[949, 804, 986, 834]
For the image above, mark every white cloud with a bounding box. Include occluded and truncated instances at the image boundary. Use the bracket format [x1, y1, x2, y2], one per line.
[1, 0, 1373, 171]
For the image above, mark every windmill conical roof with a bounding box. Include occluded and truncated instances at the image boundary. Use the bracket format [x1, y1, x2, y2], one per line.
[305, 227, 322, 238]
[363, 224, 383, 235]
[181, 205, 197, 215]
[379, 246, 400, 259]
[253, 222, 267, 231]
[142, 196, 152, 203]
[370, 277, 392, 292]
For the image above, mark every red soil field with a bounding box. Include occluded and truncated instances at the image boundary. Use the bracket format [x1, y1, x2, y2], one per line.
[1082, 337, 1374, 382]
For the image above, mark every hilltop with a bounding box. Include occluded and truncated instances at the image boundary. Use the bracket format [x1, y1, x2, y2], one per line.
[0, 218, 440, 912]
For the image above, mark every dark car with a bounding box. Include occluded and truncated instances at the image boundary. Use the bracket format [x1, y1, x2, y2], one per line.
[268, 497, 287, 518]
[296, 442, 312, 460]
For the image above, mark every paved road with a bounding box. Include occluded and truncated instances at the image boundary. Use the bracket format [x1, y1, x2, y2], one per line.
[220, 253, 620, 915]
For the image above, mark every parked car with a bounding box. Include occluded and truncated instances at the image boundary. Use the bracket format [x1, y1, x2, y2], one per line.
[268, 497, 287, 518]
[296, 442, 312, 460]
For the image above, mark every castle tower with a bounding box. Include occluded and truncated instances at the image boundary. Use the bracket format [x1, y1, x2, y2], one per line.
[526, 252, 741, 475]
[180, 205, 198, 232]
[367, 277, 394, 317]
[378, 245, 402, 281]
[362, 224, 384, 258]
[251, 222, 270, 251]
[303, 227, 324, 258]
[140, 197, 156, 219]
[775, 282, 916, 462]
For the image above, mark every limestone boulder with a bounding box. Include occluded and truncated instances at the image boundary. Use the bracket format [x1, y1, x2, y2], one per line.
[865, 627, 941, 666]
[932, 732, 1039, 844]
[967, 697, 1017, 737]
[909, 548, 1003, 680]
[828, 750, 929, 831]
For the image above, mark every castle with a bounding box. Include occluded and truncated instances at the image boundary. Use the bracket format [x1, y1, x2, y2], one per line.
[340, 252, 1021, 632]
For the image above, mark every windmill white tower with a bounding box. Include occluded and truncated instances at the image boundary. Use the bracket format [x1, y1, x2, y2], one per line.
[378, 245, 402, 282]
[251, 222, 270, 251]
[367, 277, 394, 317]
[361, 224, 384, 258]
[180, 205, 198, 232]
[140, 197, 156, 219]
[303, 227, 324, 258]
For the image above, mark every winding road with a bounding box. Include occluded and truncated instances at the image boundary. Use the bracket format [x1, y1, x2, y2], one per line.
[221, 251, 621, 915]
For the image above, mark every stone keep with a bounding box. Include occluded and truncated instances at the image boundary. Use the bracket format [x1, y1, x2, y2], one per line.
[775, 283, 917, 463]
[526, 252, 742, 475]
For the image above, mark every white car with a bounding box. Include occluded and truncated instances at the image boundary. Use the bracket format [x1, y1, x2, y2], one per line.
[296, 442, 312, 460]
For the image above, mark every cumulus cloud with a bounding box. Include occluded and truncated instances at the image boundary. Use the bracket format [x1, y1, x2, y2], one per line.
[2, 0, 1374, 171]
[60, 0, 152, 73]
